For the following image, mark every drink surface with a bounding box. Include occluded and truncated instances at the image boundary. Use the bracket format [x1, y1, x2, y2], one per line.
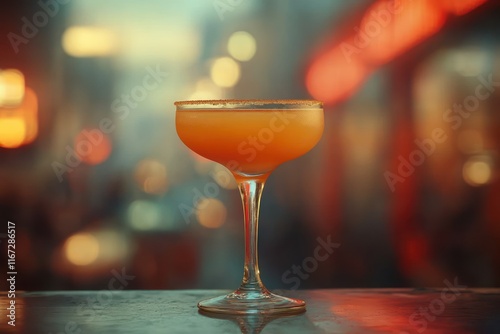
[176, 108, 324, 176]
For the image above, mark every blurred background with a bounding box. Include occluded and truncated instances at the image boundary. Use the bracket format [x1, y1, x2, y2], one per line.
[1, 0, 500, 291]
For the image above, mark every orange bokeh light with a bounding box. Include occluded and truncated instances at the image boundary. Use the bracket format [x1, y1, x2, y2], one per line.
[22, 88, 39, 144]
[74, 128, 112, 165]
[365, 0, 446, 66]
[306, 49, 367, 104]
[0, 86, 38, 149]
[196, 198, 227, 229]
[306, 0, 487, 105]
[0, 118, 26, 148]
[437, 0, 488, 16]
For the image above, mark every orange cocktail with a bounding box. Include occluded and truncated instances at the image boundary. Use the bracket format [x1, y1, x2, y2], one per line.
[175, 100, 324, 315]
[176, 101, 323, 179]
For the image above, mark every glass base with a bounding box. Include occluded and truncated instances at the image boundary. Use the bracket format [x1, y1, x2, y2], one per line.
[198, 290, 306, 315]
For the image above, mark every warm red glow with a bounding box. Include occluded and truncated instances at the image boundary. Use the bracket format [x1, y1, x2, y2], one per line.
[74, 129, 112, 165]
[400, 233, 428, 275]
[365, 0, 446, 65]
[306, 0, 488, 105]
[330, 302, 409, 332]
[306, 49, 367, 103]
[329, 291, 456, 332]
[437, 0, 488, 16]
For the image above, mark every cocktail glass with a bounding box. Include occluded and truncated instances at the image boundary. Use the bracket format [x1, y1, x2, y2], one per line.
[175, 99, 324, 315]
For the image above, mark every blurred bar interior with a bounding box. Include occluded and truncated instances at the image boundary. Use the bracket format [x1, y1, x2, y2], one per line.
[1, 0, 500, 290]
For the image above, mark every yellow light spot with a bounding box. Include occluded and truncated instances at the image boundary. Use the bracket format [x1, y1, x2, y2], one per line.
[0, 118, 26, 148]
[62, 26, 118, 57]
[64, 233, 100, 266]
[0, 69, 25, 107]
[463, 157, 492, 186]
[210, 57, 240, 88]
[196, 198, 227, 229]
[134, 159, 168, 195]
[211, 164, 237, 190]
[227, 31, 256, 62]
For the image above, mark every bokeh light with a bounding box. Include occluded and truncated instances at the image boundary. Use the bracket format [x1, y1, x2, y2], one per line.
[74, 129, 112, 165]
[227, 31, 257, 62]
[438, 0, 488, 16]
[210, 57, 241, 88]
[0, 69, 25, 107]
[306, 50, 367, 103]
[134, 159, 168, 195]
[0, 118, 25, 148]
[195, 198, 227, 229]
[1, 0, 498, 296]
[0, 86, 38, 149]
[128, 200, 162, 231]
[62, 26, 118, 57]
[463, 156, 493, 186]
[64, 233, 100, 266]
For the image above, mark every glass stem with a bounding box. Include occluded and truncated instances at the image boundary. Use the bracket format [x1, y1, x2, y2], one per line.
[238, 179, 268, 293]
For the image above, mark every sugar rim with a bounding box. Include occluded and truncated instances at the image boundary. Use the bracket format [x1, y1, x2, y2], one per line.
[174, 99, 323, 108]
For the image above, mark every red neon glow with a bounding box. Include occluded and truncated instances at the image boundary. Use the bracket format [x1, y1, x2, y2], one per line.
[437, 0, 488, 16]
[364, 0, 446, 65]
[306, 49, 367, 103]
[306, 0, 488, 105]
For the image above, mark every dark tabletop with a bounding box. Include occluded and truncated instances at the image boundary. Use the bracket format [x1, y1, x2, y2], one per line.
[1, 289, 499, 333]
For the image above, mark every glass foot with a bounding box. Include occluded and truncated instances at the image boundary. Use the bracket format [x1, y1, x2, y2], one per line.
[198, 290, 305, 315]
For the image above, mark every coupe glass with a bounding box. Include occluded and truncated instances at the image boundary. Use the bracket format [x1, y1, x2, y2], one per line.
[175, 99, 324, 314]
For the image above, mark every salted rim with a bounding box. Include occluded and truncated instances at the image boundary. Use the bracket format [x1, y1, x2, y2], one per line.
[174, 99, 323, 108]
